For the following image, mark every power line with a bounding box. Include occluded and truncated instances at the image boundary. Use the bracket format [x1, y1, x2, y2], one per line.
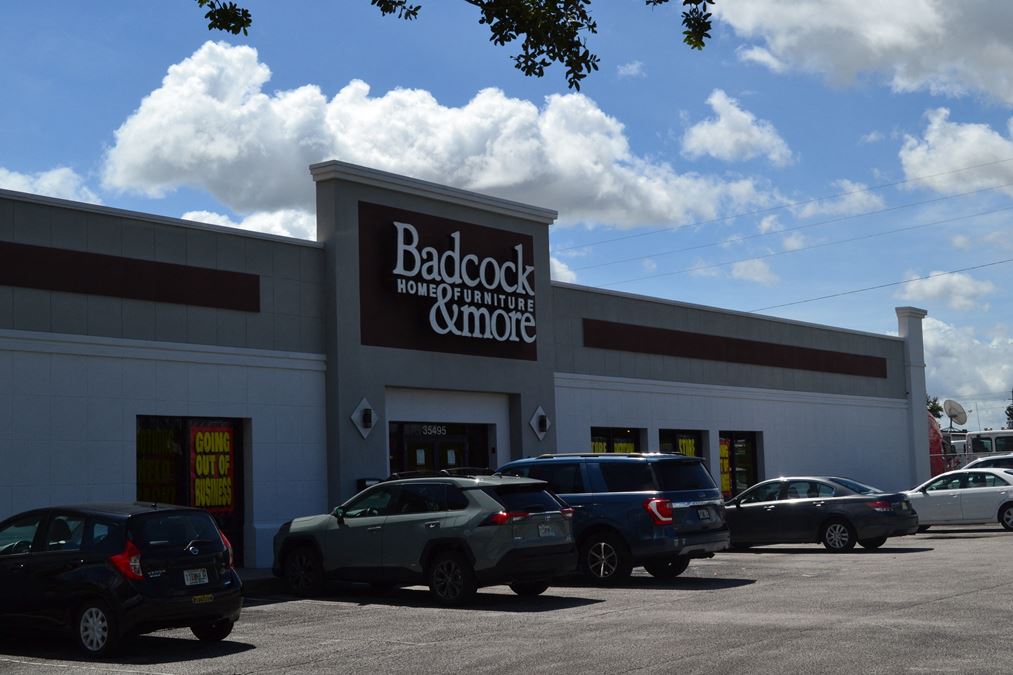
[554, 156, 1013, 253]
[573, 181, 1013, 272]
[749, 257, 1013, 312]
[601, 203, 1013, 288]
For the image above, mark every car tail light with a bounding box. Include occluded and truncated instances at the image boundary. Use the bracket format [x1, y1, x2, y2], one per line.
[219, 529, 234, 569]
[109, 539, 144, 581]
[644, 497, 673, 525]
[867, 500, 893, 513]
[560, 507, 574, 519]
[481, 511, 530, 526]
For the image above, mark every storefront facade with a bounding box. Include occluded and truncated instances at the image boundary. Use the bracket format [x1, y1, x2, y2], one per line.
[0, 162, 929, 567]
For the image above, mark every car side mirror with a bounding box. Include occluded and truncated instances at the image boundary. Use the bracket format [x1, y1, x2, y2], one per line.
[332, 507, 345, 523]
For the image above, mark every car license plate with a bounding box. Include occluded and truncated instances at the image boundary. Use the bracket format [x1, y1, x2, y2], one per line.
[538, 523, 555, 537]
[184, 568, 209, 586]
[191, 594, 214, 605]
[697, 508, 711, 521]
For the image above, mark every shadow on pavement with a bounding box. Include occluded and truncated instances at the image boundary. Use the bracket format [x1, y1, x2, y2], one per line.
[243, 582, 604, 612]
[727, 546, 934, 555]
[920, 527, 1007, 538]
[557, 576, 755, 591]
[0, 631, 254, 665]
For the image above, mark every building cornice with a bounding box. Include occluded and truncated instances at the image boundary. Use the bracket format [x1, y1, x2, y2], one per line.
[310, 160, 557, 225]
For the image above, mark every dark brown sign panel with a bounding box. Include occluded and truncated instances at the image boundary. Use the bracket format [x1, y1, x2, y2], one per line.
[359, 202, 537, 360]
[0, 240, 260, 312]
[583, 318, 888, 378]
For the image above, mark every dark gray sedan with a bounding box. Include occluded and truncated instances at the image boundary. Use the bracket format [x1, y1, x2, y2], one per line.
[725, 477, 919, 551]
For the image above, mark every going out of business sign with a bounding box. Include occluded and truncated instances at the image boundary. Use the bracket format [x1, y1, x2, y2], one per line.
[359, 202, 538, 360]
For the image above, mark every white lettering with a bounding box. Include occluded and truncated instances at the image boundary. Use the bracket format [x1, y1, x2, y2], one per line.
[392, 222, 421, 276]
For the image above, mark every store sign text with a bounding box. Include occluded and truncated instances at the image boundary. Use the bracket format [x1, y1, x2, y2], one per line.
[392, 222, 536, 344]
[191, 427, 234, 512]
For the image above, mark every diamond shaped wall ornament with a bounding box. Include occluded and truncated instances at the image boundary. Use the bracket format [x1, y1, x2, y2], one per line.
[351, 397, 377, 439]
[529, 406, 551, 441]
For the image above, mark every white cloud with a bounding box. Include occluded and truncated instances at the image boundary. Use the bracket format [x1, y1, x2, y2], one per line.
[617, 61, 645, 78]
[951, 234, 971, 250]
[897, 271, 996, 311]
[735, 46, 786, 73]
[924, 317, 1013, 428]
[860, 131, 884, 144]
[0, 166, 101, 204]
[758, 215, 781, 233]
[731, 259, 778, 285]
[781, 232, 807, 250]
[181, 209, 315, 239]
[899, 108, 1013, 198]
[550, 257, 577, 283]
[642, 258, 658, 273]
[717, 1, 1013, 105]
[688, 258, 721, 278]
[102, 41, 768, 232]
[796, 179, 885, 218]
[682, 89, 793, 166]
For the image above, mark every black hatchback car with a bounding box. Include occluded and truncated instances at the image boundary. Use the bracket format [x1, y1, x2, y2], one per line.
[0, 503, 242, 656]
[725, 477, 919, 551]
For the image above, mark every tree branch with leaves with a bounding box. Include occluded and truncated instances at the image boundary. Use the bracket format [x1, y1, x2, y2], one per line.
[194, 0, 715, 90]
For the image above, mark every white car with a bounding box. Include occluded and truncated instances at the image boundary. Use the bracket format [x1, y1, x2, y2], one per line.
[963, 453, 1013, 470]
[907, 468, 1013, 531]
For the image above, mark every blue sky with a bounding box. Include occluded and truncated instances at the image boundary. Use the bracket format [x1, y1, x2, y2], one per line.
[3, 1, 1013, 428]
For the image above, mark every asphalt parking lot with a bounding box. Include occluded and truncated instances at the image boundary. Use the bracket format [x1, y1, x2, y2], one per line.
[1, 525, 1009, 674]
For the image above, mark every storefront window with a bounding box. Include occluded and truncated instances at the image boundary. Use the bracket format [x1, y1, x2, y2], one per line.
[136, 416, 244, 566]
[718, 431, 760, 498]
[659, 429, 703, 457]
[589, 427, 642, 454]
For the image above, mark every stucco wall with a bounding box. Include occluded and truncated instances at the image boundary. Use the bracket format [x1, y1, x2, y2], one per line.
[0, 329, 327, 568]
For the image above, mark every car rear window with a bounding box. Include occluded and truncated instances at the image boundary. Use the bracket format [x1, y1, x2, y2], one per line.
[490, 487, 561, 513]
[651, 460, 716, 491]
[599, 462, 657, 492]
[129, 511, 220, 549]
[828, 477, 884, 495]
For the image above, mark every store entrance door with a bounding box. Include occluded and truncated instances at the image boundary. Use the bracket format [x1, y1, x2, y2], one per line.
[388, 422, 491, 475]
[719, 431, 760, 498]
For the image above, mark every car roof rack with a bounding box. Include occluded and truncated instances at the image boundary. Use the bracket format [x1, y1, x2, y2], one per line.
[534, 451, 687, 459]
[384, 467, 496, 481]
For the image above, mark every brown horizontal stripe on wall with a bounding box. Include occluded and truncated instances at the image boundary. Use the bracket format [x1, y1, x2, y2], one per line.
[0, 241, 260, 312]
[583, 318, 888, 379]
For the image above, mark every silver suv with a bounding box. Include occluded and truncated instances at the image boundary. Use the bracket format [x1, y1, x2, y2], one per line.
[272, 475, 577, 605]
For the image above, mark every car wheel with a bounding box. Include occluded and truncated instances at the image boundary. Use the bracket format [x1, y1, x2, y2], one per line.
[75, 600, 118, 656]
[509, 581, 549, 597]
[858, 536, 888, 550]
[820, 519, 857, 552]
[643, 556, 690, 580]
[427, 551, 477, 606]
[284, 545, 325, 597]
[191, 619, 234, 642]
[916, 525, 931, 533]
[1000, 504, 1013, 532]
[579, 532, 632, 584]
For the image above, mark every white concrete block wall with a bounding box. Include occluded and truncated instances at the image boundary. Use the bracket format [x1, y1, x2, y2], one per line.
[554, 373, 912, 492]
[0, 329, 327, 568]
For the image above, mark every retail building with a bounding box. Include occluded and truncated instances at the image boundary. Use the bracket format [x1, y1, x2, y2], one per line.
[0, 161, 929, 567]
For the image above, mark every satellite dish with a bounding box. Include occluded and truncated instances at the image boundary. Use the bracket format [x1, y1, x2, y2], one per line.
[943, 399, 968, 427]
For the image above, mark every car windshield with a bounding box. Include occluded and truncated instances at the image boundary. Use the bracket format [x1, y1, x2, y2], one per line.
[828, 477, 884, 495]
[651, 460, 716, 491]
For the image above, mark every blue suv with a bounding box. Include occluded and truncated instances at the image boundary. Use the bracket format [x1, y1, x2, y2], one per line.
[499, 453, 729, 583]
